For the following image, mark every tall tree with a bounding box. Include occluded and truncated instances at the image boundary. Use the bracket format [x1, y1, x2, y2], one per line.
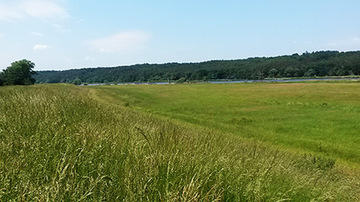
[2, 59, 36, 85]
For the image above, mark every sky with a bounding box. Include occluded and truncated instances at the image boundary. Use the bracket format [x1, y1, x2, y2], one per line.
[0, 0, 360, 71]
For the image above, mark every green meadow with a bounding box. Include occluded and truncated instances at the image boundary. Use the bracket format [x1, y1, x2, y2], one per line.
[93, 82, 360, 165]
[1, 83, 360, 201]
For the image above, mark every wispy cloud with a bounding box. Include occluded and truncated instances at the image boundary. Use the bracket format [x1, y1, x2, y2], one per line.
[84, 56, 96, 62]
[31, 32, 44, 37]
[33, 44, 49, 51]
[0, 0, 68, 22]
[0, 3, 21, 21]
[326, 37, 360, 49]
[0, 33, 4, 39]
[88, 31, 151, 53]
[21, 0, 68, 19]
[51, 23, 72, 33]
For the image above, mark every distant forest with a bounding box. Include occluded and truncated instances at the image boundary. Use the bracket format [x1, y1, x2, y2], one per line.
[34, 51, 360, 84]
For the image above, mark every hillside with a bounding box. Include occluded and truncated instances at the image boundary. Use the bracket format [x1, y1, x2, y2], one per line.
[34, 50, 360, 84]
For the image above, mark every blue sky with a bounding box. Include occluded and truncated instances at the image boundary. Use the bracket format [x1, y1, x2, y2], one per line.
[1, 0, 360, 71]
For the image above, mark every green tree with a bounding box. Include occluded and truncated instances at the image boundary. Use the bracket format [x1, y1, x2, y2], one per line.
[0, 73, 4, 86]
[2, 59, 36, 85]
[252, 71, 264, 80]
[304, 69, 315, 77]
[284, 67, 301, 77]
[268, 68, 278, 78]
[72, 78, 82, 85]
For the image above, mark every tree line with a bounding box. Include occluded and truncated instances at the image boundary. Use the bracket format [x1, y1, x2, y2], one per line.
[31, 50, 360, 84]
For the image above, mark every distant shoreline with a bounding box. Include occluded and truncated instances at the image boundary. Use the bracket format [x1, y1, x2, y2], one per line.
[81, 77, 360, 86]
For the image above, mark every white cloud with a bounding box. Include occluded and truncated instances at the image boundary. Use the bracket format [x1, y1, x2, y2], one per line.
[84, 56, 96, 62]
[51, 23, 62, 29]
[0, 3, 22, 21]
[51, 23, 71, 33]
[31, 32, 44, 37]
[33, 44, 49, 51]
[0, 0, 68, 21]
[88, 31, 151, 53]
[21, 0, 68, 19]
[0, 33, 4, 39]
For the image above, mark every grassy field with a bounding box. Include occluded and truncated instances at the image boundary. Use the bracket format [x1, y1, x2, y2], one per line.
[93, 82, 360, 165]
[0, 83, 359, 201]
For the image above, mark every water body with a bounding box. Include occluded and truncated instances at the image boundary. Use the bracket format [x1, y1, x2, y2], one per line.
[210, 78, 360, 84]
[83, 82, 171, 86]
[82, 78, 359, 86]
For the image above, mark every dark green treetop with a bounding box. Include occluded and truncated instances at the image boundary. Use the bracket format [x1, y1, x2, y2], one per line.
[1, 59, 36, 86]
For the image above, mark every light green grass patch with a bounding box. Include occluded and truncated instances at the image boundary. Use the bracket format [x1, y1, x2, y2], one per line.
[92, 83, 360, 165]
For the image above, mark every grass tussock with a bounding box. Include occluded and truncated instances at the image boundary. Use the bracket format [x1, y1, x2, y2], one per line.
[0, 84, 359, 201]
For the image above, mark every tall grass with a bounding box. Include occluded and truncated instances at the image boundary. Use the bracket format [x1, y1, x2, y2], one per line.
[0, 84, 359, 201]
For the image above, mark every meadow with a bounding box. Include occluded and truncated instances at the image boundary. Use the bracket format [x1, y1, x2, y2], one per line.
[0, 83, 359, 201]
[93, 82, 360, 165]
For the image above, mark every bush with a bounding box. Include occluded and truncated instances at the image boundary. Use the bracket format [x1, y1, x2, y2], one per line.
[1, 59, 36, 85]
[72, 78, 82, 85]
